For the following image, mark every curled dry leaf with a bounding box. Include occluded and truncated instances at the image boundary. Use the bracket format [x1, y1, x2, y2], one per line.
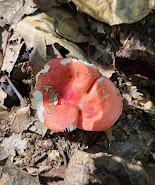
[47, 6, 90, 43]
[15, 12, 85, 75]
[71, 0, 155, 25]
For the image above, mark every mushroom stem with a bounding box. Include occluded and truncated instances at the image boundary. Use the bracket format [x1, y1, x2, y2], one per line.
[104, 125, 113, 146]
[4, 73, 27, 107]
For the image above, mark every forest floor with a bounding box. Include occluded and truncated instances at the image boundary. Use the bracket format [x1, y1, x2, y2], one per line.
[0, 1, 155, 185]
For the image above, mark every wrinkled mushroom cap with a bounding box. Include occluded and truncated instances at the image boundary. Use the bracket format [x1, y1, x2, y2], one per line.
[31, 58, 122, 131]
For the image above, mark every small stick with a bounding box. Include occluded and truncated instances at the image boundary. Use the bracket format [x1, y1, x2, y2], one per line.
[34, 152, 47, 164]
[4, 73, 27, 107]
[59, 148, 67, 165]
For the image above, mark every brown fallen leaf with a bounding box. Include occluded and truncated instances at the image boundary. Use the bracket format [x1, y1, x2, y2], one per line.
[0, 104, 7, 112]
[71, 0, 155, 25]
[1, 29, 9, 57]
[0, 0, 37, 27]
[0, 110, 10, 122]
[28, 119, 48, 137]
[0, 133, 27, 161]
[0, 158, 40, 185]
[11, 105, 32, 134]
[47, 6, 90, 43]
[25, 165, 52, 175]
[1, 32, 24, 75]
[89, 55, 115, 79]
[39, 165, 67, 185]
[33, 0, 64, 11]
[15, 12, 85, 75]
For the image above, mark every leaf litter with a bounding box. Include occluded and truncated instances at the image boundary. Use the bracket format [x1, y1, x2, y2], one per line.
[0, 2, 155, 185]
[14, 11, 86, 75]
[0, 133, 27, 161]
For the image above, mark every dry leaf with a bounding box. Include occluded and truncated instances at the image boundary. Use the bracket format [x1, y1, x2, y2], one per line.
[48, 150, 62, 162]
[0, 87, 7, 106]
[40, 165, 67, 181]
[0, 0, 37, 27]
[47, 6, 90, 43]
[15, 12, 85, 75]
[26, 165, 52, 175]
[1, 32, 24, 75]
[1, 29, 9, 56]
[0, 110, 10, 122]
[28, 120, 48, 137]
[33, 0, 64, 11]
[71, 0, 155, 25]
[90, 59, 115, 78]
[0, 133, 27, 161]
[0, 158, 40, 185]
[0, 104, 7, 112]
[11, 105, 32, 134]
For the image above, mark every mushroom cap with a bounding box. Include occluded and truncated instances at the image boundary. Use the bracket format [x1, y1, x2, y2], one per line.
[31, 58, 122, 131]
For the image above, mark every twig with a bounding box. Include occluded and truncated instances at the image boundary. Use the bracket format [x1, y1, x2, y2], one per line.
[4, 73, 27, 107]
[34, 152, 47, 164]
[59, 148, 67, 165]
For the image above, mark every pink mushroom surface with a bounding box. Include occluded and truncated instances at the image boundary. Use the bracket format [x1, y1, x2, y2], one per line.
[31, 58, 122, 131]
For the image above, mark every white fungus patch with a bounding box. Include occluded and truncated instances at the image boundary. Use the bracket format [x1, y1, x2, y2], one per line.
[60, 59, 70, 65]
[71, 58, 96, 68]
[97, 77, 104, 82]
[31, 90, 44, 123]
[36, 65, 50, 81]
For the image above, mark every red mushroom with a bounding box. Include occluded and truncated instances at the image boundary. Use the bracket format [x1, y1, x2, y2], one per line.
[31, 58, 122, 131]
